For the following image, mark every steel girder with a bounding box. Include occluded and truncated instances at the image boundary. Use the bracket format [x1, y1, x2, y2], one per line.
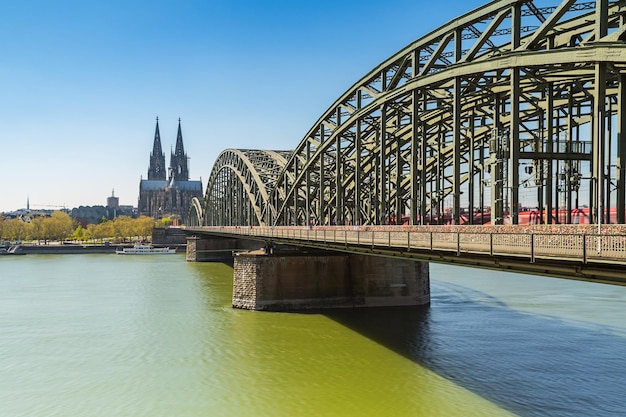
[202, 149, 292, 226]
[263, 0, 626, 226]
[198, 0, 626, 227]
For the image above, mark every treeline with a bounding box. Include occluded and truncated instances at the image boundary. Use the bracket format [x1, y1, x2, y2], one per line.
[0, 211, 158, 243]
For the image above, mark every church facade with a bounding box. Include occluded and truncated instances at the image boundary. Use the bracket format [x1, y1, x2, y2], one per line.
[138, 118, 203, 224]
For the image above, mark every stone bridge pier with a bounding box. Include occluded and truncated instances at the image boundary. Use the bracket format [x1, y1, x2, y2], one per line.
[232, 250, 430, 311]
[187, 235, 430, 311]
[186, 235, 259, 262]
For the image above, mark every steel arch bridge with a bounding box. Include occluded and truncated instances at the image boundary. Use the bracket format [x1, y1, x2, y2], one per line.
[191, 0, 626, 228]
[194, 149, 293, 226]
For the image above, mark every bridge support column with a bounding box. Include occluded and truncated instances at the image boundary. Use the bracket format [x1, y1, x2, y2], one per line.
[186, 235, 254, 262]
[186, 236, 201, 261]
[232, 251, 429, 311]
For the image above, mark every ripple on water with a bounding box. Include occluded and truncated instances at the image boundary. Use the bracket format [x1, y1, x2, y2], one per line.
[1, 256, 625, 417]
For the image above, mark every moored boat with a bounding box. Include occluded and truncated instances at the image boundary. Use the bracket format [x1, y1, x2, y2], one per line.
[0, 245, 26, 255]
[115, 244, 176, 255]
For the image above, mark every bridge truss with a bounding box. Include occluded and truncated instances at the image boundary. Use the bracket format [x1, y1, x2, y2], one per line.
[194, 0, 626, 227]
[192, 149, 292, 226]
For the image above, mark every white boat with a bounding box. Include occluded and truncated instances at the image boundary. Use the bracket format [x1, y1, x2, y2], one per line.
[115, 244, 176, 255]
[0, 245, 26, 255]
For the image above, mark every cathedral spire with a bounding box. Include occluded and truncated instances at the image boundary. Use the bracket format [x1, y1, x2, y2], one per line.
[147, 117, 166, 180]
[170, 118, 189, 181]
[174, 118, 185, 156]
[152, 117, 163, 157]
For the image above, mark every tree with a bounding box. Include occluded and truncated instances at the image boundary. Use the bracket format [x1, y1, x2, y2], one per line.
[136, 216, 155, 240]
[30, 216, 46, 243]
[31, 215, 158, 243]
[156, 217, 173, 228]
[97, 221, 114, 241]
[84, 223, 99, 242]
[72, 224, 85, 241]
[4, 218, 28, 241]
[46, 211, 74, 241]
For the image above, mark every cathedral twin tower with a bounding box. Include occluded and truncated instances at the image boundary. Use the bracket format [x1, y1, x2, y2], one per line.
[148, 117, 188, 181]
[138, 118, 203, 223]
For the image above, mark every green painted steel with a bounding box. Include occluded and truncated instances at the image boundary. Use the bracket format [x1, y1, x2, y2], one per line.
[195, 0, 626, 228]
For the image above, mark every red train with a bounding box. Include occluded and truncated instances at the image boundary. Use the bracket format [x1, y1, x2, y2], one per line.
[400, 207, 622, 225]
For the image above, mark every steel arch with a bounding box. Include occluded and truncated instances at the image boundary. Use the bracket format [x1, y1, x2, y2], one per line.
[203, 149, 292, 226]
[187, 197, 204, 226]
[268, 0, 626, 226]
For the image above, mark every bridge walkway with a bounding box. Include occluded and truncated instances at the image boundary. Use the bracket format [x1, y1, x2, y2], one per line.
[185, 226, 626, 286]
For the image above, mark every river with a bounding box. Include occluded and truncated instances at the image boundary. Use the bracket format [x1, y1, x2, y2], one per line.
[0, 254, 624, 417]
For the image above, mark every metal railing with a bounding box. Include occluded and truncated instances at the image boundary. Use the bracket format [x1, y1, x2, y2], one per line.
[187, 226, 626, 265]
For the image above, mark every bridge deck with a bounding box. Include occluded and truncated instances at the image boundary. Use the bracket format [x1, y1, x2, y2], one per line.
[185, 225, 626, 286]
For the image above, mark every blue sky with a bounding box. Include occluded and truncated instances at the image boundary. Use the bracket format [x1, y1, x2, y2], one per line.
[0, 0, 485, 212]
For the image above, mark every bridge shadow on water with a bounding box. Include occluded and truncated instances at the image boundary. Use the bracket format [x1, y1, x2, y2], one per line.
[316, 282, 625, 417]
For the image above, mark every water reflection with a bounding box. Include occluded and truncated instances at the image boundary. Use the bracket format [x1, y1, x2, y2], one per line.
[323, 282, 626, 417]
[187, 258, 625, 416]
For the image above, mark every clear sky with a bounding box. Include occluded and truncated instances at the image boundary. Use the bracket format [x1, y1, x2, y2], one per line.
[0, 0, 485, 212]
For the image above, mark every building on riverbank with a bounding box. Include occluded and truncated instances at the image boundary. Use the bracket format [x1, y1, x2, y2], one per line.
[138, 118, 203, 224]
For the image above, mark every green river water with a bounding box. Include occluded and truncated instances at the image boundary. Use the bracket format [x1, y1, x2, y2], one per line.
[1, 254, 624, 417]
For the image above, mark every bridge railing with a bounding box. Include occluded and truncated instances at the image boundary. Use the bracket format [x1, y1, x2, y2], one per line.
[191, 226, 626, 265]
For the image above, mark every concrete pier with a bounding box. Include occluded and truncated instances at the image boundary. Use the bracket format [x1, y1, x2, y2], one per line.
[186, 235, 260, 262]
[232, 250, 429, 311]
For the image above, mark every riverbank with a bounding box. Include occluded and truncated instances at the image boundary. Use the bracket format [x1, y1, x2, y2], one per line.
[16, 243, 185, 255]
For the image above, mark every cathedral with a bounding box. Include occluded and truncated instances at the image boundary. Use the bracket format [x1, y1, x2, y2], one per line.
[138, 118, 203, 224]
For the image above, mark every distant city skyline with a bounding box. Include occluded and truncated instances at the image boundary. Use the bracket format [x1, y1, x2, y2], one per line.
[0, 0, 485, 212]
